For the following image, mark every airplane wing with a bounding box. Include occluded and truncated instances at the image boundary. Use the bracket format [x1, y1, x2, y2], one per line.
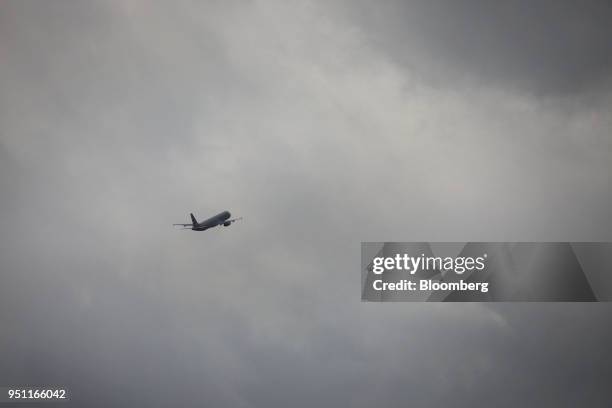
[173, 223, 192, 226]
[227, 217, 243, 224]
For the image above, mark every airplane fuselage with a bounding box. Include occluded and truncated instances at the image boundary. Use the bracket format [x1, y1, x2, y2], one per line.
[193, 211, 231, 231]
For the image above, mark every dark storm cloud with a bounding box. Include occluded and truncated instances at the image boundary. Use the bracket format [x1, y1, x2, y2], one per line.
[1, 1, 611, 407]
[340, 0, 612, 96]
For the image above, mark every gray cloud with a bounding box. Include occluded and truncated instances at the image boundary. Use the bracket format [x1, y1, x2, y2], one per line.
[1, 1, 611, 407]
[338, 0, 612, 96]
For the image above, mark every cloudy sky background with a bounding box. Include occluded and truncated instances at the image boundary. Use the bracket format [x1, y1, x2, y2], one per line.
[1, 0, 611, 406]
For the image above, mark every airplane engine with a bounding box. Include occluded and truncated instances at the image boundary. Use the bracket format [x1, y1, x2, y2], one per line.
[223, 221, 231, 227]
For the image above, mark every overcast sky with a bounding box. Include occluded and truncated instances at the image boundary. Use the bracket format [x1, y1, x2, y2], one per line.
[1, 1, 611, 406]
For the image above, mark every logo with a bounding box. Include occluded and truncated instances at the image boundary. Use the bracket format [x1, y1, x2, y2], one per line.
[371, 253, 487, 275]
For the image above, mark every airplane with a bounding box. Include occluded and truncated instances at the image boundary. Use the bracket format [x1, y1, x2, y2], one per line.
[173, 211, 242, 231]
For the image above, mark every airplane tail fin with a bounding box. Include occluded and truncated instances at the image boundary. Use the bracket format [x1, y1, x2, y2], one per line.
[190, 213, 198, 226]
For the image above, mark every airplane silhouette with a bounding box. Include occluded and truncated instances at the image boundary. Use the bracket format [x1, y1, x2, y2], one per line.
[173, 211, 242, 231]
